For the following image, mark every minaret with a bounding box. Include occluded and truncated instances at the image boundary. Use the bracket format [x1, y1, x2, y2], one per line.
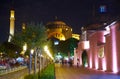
[22, 23, 26, 31]
[8, 9, 15, 42]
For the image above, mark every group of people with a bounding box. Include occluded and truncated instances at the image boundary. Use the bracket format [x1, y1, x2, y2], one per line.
[0, 57, 28, 70]
[60, 58, 73, 66]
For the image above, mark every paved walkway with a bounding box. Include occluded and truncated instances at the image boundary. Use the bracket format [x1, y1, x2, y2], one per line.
[0, 67, 28, 79]
[55, 63, 120, 79]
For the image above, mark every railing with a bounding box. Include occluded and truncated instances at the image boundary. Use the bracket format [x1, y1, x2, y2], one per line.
[0, 56, 52, 79]
[0, 66, 27, 76]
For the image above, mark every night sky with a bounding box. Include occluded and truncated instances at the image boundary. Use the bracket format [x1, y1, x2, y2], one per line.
[0, 0, 120, 43]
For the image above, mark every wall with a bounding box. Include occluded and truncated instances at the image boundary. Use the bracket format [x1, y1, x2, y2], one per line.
[76, 21, 120, 74]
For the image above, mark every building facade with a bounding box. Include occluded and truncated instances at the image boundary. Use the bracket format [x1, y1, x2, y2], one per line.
[45, 20, 73, 41]
[75, 20, 120, 74]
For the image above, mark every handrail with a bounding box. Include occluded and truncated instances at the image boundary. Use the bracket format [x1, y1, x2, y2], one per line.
[0, 66, 27, 76]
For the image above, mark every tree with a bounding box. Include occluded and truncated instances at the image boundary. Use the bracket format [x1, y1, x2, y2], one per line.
[11, 22, 49, 55]
[0, 42, 22, 58]
[11, 22, 53, 75]
[58, 38, 79, 57]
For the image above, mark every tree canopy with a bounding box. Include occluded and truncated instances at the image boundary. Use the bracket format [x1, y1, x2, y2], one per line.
[0, 42, 22, 57]
[11, 22, 49, 55]
[57, 38, 79, 57]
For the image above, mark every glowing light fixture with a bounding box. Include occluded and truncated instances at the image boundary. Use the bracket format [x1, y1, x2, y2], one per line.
[82, 41, 90, 50]
[44, 46, 54, 60]
[31, 49, 34, 55]
[99, 5, 107, 13]
[54, 41, 59, 45]
[23, 43, 27, 51]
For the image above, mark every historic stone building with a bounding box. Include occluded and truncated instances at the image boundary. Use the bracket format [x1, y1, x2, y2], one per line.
[45, 20, 73, 41]
[74, 20, 120, 74]
[8, 9, 15, 42]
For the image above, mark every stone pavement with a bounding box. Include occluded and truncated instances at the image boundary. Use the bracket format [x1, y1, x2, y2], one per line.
[55, 63, 120, 79]
[0, 68, 28, 79]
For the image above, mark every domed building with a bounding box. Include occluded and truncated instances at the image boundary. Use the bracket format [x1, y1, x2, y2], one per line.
[45, 20, 73, 41]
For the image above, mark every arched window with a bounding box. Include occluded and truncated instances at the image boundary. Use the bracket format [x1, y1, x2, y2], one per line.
[98, 47, 104, 58]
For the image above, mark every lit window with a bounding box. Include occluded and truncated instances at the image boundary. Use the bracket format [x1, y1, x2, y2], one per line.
[99, 5, 106, 13]
[98, 47, 104, 58]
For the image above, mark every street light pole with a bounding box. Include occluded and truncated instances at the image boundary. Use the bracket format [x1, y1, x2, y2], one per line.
[38, 52, 41, 78]
[29, 53, 32, 74]
[29, 49, 34, 75]
[34, 49, 37, 75]
[38, 49, 42, 78]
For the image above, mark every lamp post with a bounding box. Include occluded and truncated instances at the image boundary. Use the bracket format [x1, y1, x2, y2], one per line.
[44, 46, 54, 60]
[34, 48, 37, 75]
[23, 43, 27, 52]
[21, 43, 27, 55]
[29, 49, 34, 74]
[33, 48, 42, 79]
[38, 49, 42, 78]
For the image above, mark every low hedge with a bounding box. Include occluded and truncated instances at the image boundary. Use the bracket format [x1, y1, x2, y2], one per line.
[24, 63, 55, 79]
[40, 63, 55, 79]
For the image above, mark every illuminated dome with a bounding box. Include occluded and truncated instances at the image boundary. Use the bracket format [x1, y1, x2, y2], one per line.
[47, 20, 66, 25]
[46, 20, 70, 29]
[45, 20, 73, 41]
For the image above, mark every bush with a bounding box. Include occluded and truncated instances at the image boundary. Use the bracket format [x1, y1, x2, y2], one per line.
[24, 74, 34, 79]
[40, 64, 55, 79]
[24, 63, 55, 79]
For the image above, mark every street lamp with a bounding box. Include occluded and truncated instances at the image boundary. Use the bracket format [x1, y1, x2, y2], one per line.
[37, 49, 42, 78]
[23, 43, 27, 52]
[31, 49, 34, 54]
[29, 49, 34, 74]
[44, 46, 54, 60]
[21, 43, 27, 55]
[0, 52, 2, 58]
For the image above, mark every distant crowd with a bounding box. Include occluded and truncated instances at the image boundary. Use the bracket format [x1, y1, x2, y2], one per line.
[0, 57, 28, 70]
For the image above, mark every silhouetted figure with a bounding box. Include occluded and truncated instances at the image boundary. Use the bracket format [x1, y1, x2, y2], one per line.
[77, 59, 79, 67]
[69, 59, 73, 66]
